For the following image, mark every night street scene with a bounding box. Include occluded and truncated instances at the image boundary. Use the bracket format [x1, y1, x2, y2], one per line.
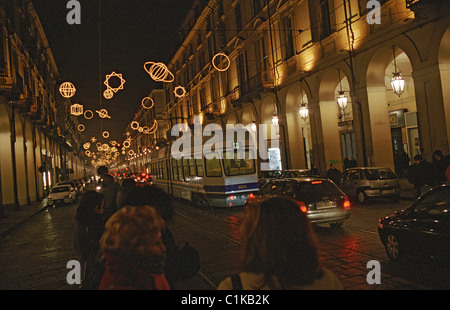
[0, 0, 449, 305]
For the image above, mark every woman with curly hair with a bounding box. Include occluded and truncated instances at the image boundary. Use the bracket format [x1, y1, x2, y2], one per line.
[98, 205, 170, 290]
[217, 196, 342, 290]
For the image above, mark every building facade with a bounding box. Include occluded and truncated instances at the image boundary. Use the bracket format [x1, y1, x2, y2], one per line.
[152, 0, 449, 176]
[0, 1, 85, 210]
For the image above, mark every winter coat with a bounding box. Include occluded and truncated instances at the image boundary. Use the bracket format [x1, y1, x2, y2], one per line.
[73, 215, 105, 273]
[99, 252, 170, 290]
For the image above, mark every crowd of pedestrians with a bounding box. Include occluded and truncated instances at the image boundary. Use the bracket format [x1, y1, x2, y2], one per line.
[72, 148, 449, 290]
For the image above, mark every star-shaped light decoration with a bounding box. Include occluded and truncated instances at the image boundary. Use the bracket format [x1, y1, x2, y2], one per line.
[90, 136, 97, 143]
[104, 71, 126, 93]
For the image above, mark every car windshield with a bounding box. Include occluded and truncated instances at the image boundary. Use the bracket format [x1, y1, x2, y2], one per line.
[296, 181, 343, 202]
[51, 186, 70, 193]
[364, 169, 397, 180]
[280, 170, 313, 178]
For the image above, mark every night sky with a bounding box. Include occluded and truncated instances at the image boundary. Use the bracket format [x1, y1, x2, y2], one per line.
[32, 0, 194, 142]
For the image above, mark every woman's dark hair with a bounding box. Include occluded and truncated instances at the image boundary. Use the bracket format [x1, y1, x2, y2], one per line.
[121, 185, 174, 221]
[75, 190, 104, 224]
[240, 196, 323, 289]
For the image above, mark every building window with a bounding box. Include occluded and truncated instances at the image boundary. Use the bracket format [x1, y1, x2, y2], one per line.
[282, 15, 295, 60]
[251, 0, 264, 17]
[309, 0, 335, 42]
[235, 3, 242, 33]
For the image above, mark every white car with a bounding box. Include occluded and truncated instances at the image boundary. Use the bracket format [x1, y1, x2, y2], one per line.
[47, 185, 76, 206]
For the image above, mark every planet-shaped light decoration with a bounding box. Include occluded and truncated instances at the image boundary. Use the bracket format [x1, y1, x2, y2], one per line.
[59, 82, 76, 98]
[96, 109, 111, 119]
[144, 61, 174, 83]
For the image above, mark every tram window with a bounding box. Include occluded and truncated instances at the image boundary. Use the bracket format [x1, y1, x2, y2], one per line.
[178, 159, 184, 181]
[189, 158, 196, 176]
[196, 158, 204, 177]
[223, 150, 256, 176]
[172, 159, 178, 181]
[183, 158, 189, 179]
[205, 153, 222, 177]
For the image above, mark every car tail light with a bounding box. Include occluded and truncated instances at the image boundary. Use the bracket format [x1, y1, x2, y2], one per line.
[298, 201, 307, 213]
[343, 196, 351, 209]
[248, 193, 255, 199]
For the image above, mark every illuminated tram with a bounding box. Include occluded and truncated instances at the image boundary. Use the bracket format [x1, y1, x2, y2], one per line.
[149, 127, 259, 208]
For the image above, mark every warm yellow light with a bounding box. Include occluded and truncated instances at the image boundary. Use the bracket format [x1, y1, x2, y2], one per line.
[102, 131, 110, 138]
[212, 52, 230, 72]
[131, 121, 140, 130]
[78, 124, 85, 132]
[104, 72, 126, 93]
[70, 103, 83, 116]
[59, 82, 76, 98]
[144, 61, 174, 82]
[174, 86, 187, 98]
[96, 109, 111, 119]
[141, 97, 154, 109]
[103, 88, 114, 100]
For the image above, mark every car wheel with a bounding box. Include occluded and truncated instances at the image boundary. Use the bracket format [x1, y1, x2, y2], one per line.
[385, 234, 402, 262]
[357, 190, 367, 204]
[330, 221, 343, 228]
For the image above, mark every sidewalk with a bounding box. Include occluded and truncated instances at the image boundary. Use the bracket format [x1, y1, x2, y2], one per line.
[0, 199, 48, 239]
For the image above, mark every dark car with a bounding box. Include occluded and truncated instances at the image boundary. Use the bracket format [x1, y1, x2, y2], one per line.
[277, 169, 320, 179]
[378, 183, 450, 263]
[258, 170, 281, 187]
[249, 177, 351, 227]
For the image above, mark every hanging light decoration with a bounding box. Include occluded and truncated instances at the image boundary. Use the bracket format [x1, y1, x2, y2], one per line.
[337, 91, 348, 111]
[272, 113, 279, 126]
[299, 104, 309, 120]
[391, 46, 405, 97]
[336, 70, 348, 111]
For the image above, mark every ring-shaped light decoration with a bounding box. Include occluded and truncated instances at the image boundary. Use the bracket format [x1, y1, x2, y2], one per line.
[131, 121, 140, 130]
[141, 97, 154, 109]
[103, 88, 114, 100]
[143, 61, 174, 83]
[128, 150, 135, 156]
[123, 140, 131, 148]
[102, 131, 110, 139]
[96, 142, 102, 148]
[59, 82, 76, 98]
[77, 124, 85, 132]
[84, 110, 94, 120]
[212, 52, 231, 72]
[174, 85, 187, 98]
[85, 150, 91, 157]
[96, 109, 111, 119]
[104, 71, 126, 93]
[110, 140, 117, 146]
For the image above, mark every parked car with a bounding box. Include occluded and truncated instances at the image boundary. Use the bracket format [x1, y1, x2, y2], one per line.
[249, 177, 351, 227]
[378, 183, 450, 263]
[47, 184, 76, 206]
[277, 169, 320, 179]
[56, 181, 79, 195]
[341, 167, 401, 203]
[258, 170, 281, 187]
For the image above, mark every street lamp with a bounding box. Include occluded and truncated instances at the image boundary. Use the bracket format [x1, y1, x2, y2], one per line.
[299, 103, 309, 120]
[391, 46, 405, 97]
[337, 91, 348, 111]
[272, 112, 279, 126]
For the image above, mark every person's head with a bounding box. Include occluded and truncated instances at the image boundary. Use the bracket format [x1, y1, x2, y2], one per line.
[330, 163, 335, 169]
[75, 190, 105, 222]
[240, 196, 322, 288]
[120, 185, 174, 221]
[413, 154, 424, 164]
[100, 206, 166, 261]
[433, 150, 443, 161]
[97, 166, 108, 176]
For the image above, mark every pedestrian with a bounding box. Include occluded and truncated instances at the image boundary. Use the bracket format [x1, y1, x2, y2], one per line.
[217, 196, 342, 290]
[99, 174, 121, 220]
[432, 150, 450, 183]
[326, 163, 342, 187]
[116, 177, 137, 209]
[73, 190, 105, 283]
[407, 154, 439, 197]
[98, 205, 170, 290]
[120, 185, 200, 288]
